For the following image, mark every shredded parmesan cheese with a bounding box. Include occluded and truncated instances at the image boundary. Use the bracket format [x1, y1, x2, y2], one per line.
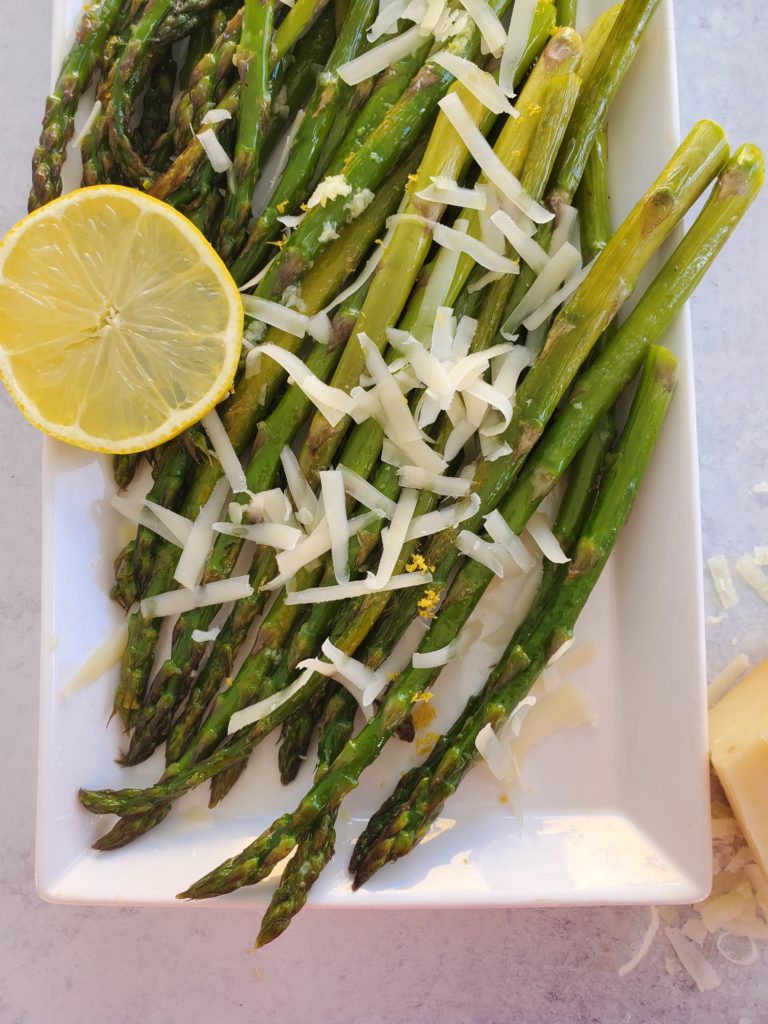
[340, 466, 397, 518]
[200, 107, 232, 126]
[456, 0, 506, 55]
[320, 470, 351, 584]
[196, 127, 232, 172]
[72, 99, 103, 149]
[142, 575, 253, 619]
[415, 179, 488, 210]
[707, 554, 739, 609]
[246, 343, 357, 425]
[735, 553, 768, 603]
[405, 493, 480, 541]
[431, 52, 514, 114]
[397, 466, 471, 497]
[498, 0, 537, 96]
[501, 243, 582, 336]
[212, 521, 302, 548]
[456, 530, 507, 577]
[202, 410, 247, 494]
[191, 627, 221, 643]
[285, 570, 432, 605]
[708, 653, 751, 706]
[664, 927, 721, 991]
[490, 209, 550, 272]
[618, 907, 660, 976]
[242, 295, 332, 343]
[437, 93, 553, 224]
[525, 512, 569, 564]
[173, 477, 230, 590]
[367, 488, 419, 590]
[61, 621, 129, 698]
[338, 26, 424, 85]
[227, 668, 316, 734]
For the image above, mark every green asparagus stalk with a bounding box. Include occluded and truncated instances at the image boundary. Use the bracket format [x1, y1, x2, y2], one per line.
[556, 0, 578, 29]
[151, 0, 341, 200]
[276, 688, 329, 787]
[78, 143, 764, 826]
[360, 118, 728, 668]
[258, 684, 357, 945]
[135, 49, 177, 163]
[153, 0, 229, 44]
[173, 7, 244, 152]
[351, 345, 677, 886]
[217, 0, 276, 263]
[220, 0, 380, 274]
[261, 8, 337, 156]
[106, 0, 176, 189]
[29, 0, 125, 209]
[179, 9, 219, 91]
[113, 453, 142, 490]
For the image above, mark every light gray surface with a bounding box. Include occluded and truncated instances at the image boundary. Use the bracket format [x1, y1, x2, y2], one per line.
[1, 2, 766, 1022]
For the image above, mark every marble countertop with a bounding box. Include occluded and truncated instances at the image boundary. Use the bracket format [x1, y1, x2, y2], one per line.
[1, 3, 766, 1022]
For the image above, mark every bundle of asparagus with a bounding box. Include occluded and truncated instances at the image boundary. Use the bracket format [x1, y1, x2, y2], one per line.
[32, 0, 763, 945]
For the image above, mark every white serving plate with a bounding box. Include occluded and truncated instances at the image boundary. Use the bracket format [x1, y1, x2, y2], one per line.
[37, 0, 711, 908]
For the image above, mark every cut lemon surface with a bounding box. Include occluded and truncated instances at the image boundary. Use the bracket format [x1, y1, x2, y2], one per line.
[0, 185, 243, 453]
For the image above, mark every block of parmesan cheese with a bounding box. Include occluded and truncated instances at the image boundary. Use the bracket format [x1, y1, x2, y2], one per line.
[710, 658, 768, 878]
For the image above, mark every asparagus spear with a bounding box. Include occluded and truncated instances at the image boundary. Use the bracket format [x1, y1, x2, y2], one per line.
[105, 0, 177, 188]
[135, 49, 177, 163]
[29, 0, 125, 209]
[151, 0, 342, 200]
[153, 0, 231, 44]
[218, 0, 380, 272]
[78, 144, 763, 828]
[351, 345, 677, 886]
[556, 0, 578, 29]
[113, 453, 142, 490]
[261, 8, 337, 156]
[217, 0, 277, 262]
[258, 684, 357, 945]
[173, 8, 244, 152]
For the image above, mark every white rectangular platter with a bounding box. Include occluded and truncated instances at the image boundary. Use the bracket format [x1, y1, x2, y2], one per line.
[37, 0, 712, 908]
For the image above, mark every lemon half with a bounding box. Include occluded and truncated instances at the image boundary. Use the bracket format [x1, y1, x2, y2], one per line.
[0, 185, 243, 453]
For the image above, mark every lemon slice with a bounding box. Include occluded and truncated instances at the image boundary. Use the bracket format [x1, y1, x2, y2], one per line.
[0, 185, 243, 453]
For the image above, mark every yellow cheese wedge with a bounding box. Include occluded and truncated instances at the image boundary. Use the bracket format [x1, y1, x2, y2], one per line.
[710, 658, 768, 877]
